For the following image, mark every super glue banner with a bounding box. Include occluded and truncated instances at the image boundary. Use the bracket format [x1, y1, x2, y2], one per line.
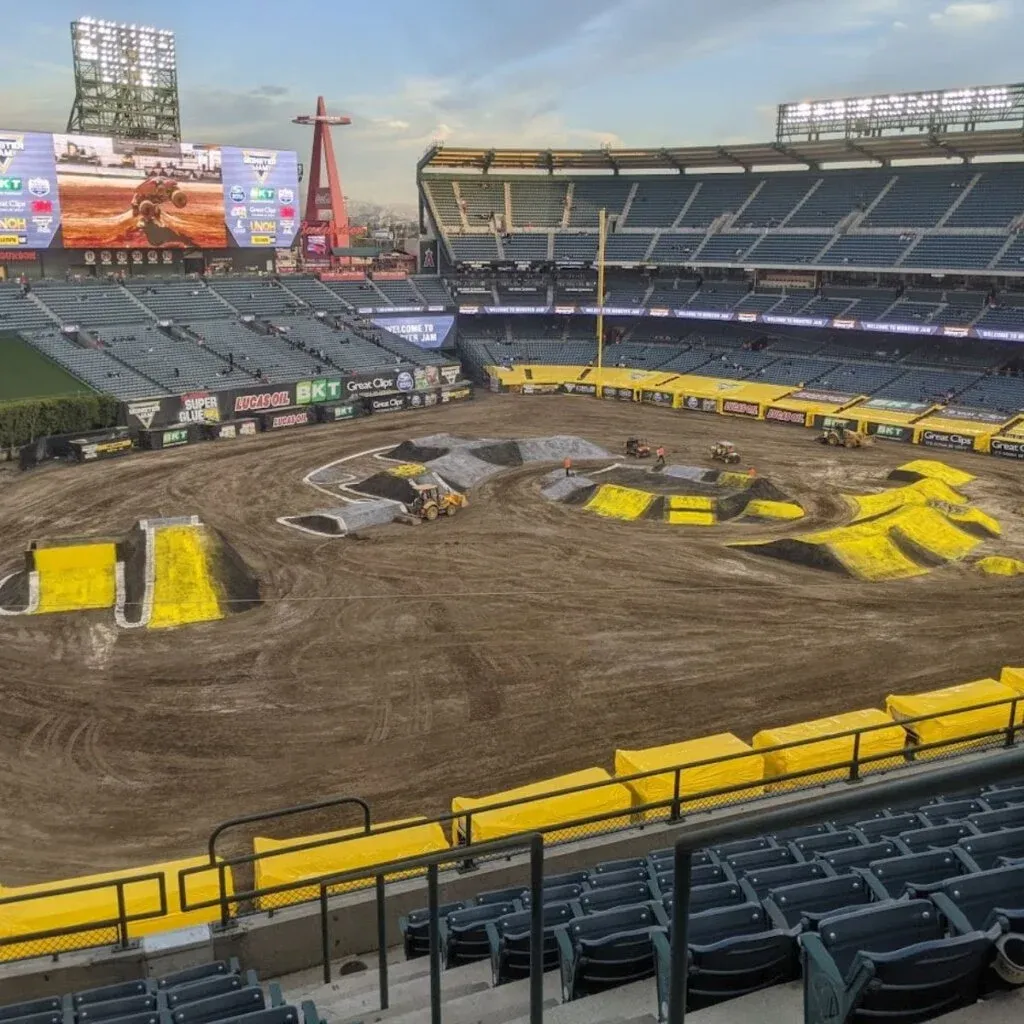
[371, 315, 455, 350]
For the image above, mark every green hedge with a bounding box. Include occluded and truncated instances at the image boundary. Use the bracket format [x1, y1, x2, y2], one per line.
[0, 393, 120, 453]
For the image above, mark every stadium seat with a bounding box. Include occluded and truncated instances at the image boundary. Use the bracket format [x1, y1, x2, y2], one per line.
[928, 862, 1024, 933]
[979, 785, 1024, 808]
[555, 903, 666, 1000]
[77, 995, 158, 1022]
[817, 839, 908, 875]
[440, 902, 520, 967]
[897, 822, 978, 854]
[763, 874, 888, 931]
[0, 1008, 64, 1024]
[161, 975, 254, 1011]
[486, 902, 574, 984]
[164, 987, 269, 1024]
[573, 881, 653, 915]
[653, 901, 797, 1013]
[789, 829, 865, 860]
[519, 881, 586, 905]
[735, 861, 835, 899]
[710, 836, 774, 859]
[664, 880, 747, 915]
[863, 848, 974, 897]
[850, 813, 925, 842]
[154, 962, 242, 991]
[589, 867, 650, 889]
[801, 900, 992, 1024]
[725, 846, 798, 874]
[399, 901, 468, 959]
[0, 1000, 62, 1024]
[475, 885, 531, 907]
[71, 983, 153, 1009]
[967, 805, 1024, 832]
[918, 799, 988, 825]
[956, 826, 1024, 870]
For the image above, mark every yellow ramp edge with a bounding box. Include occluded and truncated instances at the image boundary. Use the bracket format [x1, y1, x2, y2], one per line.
[667, 495, 715, 511]
[978, 556, 1024, 576]
[744, 500, 804, 521]
[34, 543, 117, 614]
[717, 471, 754, 489]
[388, 463, 427, 478]
[828, 533, 929, 581]
[149, 526, 224, 630]
[585, 485, 655, 521]
[847, 478, 966, 522]
[948, 507, 1001, 538]
[666, 510, 716, 526]
[891, 506, 980, 563]
[253, 817, 450, 907]
[894, 460, 975, 487]
[0, 856, 232, 962]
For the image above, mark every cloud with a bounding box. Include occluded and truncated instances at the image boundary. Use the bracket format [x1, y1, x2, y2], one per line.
[928, 1, 1011, 28]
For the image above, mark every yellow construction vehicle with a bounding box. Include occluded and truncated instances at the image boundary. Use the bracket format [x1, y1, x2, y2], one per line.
[818, 424, 872, 449]
[408, 483, 467, 521]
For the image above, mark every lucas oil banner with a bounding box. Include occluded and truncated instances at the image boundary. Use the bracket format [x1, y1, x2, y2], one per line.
[371, 315, 455, 350]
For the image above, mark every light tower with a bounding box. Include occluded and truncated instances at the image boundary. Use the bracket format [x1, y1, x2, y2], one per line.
[293, 97, 352, 261]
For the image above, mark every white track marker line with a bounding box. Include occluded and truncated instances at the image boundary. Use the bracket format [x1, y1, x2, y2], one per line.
[0, 570, 39, 616]
[275, 516, 348, 539]
[303, 445, 395, 501]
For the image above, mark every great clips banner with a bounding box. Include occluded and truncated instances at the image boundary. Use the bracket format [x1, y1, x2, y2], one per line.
[371, 314, 456, 350]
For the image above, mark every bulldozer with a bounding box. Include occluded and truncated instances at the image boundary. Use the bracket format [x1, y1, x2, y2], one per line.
[625, 437, 651, 458]
[408, 483, 467, 521]
[710, 441, 741, 465]
[818, 424, 872, 449]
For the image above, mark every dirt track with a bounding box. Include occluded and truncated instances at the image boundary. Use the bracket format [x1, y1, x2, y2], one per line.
[1, 394, 1023, 884]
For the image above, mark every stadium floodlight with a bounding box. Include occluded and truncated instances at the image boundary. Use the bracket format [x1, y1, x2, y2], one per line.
[67, 17, 181, 142]
[777, 83, 1024, 142]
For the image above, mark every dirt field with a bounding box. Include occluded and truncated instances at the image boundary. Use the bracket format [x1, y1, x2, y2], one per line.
[57, 176, 228, 249]
[1, 394, 1023, 884]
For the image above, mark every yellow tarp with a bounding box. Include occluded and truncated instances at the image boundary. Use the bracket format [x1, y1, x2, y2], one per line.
[948, 507, 1001, 537]
[893, 460, 975, 487]
[389, 463, 427, 478]
[666, 510, 716, 526]
[34, 543, 117, 614]
[830, 533, 929, 581]
[0, 857, 231, 962]
[451, 768, 634, 845]
[979, 557, 1024, 577]
[667, 495, 715, 511]
[887, 679, 1024, 758]
[1000, 667, 1024, 693]
[718, 471, 755, 489]
[253, 817, 449, 908]
[148, 526, 224, 630]
[753, 709, 906, 791]
[744, 500, 804, 521]
[846, 478, 967, 522]
[615, 733, 764, 821]
[585, 485, 655, 521]
[892, 505, 980, 562]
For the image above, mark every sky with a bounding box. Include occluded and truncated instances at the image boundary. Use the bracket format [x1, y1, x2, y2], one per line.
[1, 0, 1021, 207]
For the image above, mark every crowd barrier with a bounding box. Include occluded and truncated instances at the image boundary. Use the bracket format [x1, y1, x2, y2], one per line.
[486, 363, 1024, 458]
[4, 668, 1024, 963]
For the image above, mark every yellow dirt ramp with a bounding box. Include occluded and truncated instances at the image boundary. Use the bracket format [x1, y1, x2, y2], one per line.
[667, 495, 715, 511]
[35, 543, 117, 614]
[149, 525, 224, 630]
[847, 478, 966, 522]
[977, 556, 1024, 576]
[894, 460, 975, 487]
[717, 471, 753, 489]
[666, 510, 716, 526]
[891, 505, 980, 562]
[745, 500, 804, 521]
[829, 533, 929, 581]
[388, 463, 427, 478]
[948, 507, 1000, 538]
[585, 485, 655, 521]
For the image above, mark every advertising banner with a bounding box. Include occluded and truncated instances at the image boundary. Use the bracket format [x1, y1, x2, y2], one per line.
[138, 424, 197, 450]
[296, 378, 344, 405]
[990, 437, 1024, 459]
[371, 315, 455, 350]
[205, 419, 258, 440]
[641, 389, 676, 407]
[70, 436, 134, 463]
[223, 383, 296, 418]
[926, 406, 1008, 425]
[765, 406, 808, 425]
[367, 394, 410, 414]
[0, 129, 300, 251]
[406, 389, 440, 410]
[177, 390, 221, 425]
[865, 422, 914, 442]
[813, 413, 860, 432]
[522, 383, 561, 394]
[260, 408, 313, 431]
[860, 398, 931, 414]
[441, 384, 473, 403]
[917, 428, 977, 451]
[342, 367, 417, 399]
[413, 366, 441, 390]
[561, 381, 598, 396]
[682, 395, 719, 413]
[439, 365, 462, 385]
[721, 399, 760, 418]
[788, 389, 859, 406]
[316, 401, 363, 423]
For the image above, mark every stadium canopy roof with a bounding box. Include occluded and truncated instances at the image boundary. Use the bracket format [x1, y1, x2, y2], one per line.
[418, 128, 1024, 174]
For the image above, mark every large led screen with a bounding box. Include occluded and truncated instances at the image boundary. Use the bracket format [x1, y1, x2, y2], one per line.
[0, 128, 300, 251]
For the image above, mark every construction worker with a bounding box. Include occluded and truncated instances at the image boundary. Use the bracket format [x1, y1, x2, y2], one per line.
[656, 445, 666, 468]
[564, 456, 573, 478]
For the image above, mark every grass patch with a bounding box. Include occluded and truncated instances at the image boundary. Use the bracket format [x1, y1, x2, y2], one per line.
[0, 334, 93, 402]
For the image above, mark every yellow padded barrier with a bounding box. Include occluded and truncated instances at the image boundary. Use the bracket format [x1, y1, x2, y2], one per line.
[388, 463, 427, 478]
[894, 460, 975, 487]
[0, 857, 232, 962]
[451, 769, 634, 845]
[979, 557, 1024, 577]
[744, 500, 804, 521]
[584, 485, 655, 521]
[666, 510, 716, 526]
[887, 679, 1024, 758]
[753, 709, 906, 791]
[252, 818, 449, 908]
[1000, 667, 1024, 693]
[34, 544, 117, 614]
[667, 495, 715, 511]
[149, 526, 224, 630]
[615, 734, 764, 821]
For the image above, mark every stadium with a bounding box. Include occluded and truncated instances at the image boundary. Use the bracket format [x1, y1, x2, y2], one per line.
[4, 12, 1024, 1024]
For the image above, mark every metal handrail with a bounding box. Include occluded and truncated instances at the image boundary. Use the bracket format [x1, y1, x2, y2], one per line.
[173, 693, 1021, 920]
[664, 745, 1024, 1024]
[0, 871, 167, 953]
[175, 714, 1023, 931]
[315, 832, 546, 1024]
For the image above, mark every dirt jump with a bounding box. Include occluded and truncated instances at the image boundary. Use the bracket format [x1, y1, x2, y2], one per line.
[0, 394, 1022, 884]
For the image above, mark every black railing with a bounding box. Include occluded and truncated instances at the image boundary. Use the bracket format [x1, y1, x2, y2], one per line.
[0, 871, 167, 959]
[2, 694, 1022, 964]
[663, 744, 1024, 1024]
[173, 693, 1022, 926]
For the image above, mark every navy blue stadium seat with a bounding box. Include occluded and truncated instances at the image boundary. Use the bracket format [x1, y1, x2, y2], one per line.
[897, 821, 978, 854]
[725, 846, 798, 874]
[78, 996, 157, 1022]
[0, 1001, 62, 1024]
[665, 880, 747, 915]
[919, 799, 988, 825]
[399, 901, 467, 959]
[647, 847, 714, 868]
[818, 839, 908, 875]
[0, 1012, 67, 1024]
[928, 863, 1024, 933]
[801, 900, 992, 1024]
[651, 863, 730, 897]
[519, 882, 586, 905]
[164, 987, 267, 1024]
[573, 881, 652, 915]
[710, 837, 774, 859]
[486, 902, 574, 984]
[956, 825, 1024, 870]
[161, 975, 253, 1011]
[862, 848, 973, 897]
[789, 829, 864, 859]
[72, 984, 153, 1009]
[589, 867, 650, 889]
[653, 901, 796, 1013]
[735, 861, 834, 899]
[967, 805, 1024, 832]
[440, 901, 520, 967]
[556, 903, 666, 1000]
[154, 963, 241, 991]
[593, 857, 647, 875]
[768, 823, 830, 842]
[850, 813, 925, 843]
[475, 885, 532, 907]
[763, 873, 888, 931]
[979, 785, 1024, 808]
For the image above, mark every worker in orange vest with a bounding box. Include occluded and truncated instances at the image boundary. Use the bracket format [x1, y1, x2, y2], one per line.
[564, 456, 573, 478]
[656, 445, 666, 467]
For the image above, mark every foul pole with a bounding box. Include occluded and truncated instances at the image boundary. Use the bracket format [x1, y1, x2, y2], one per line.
[596, 207, 608, 385]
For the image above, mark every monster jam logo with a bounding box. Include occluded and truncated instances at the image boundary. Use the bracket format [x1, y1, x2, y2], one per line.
[242, 150, 277, 183]
[127, 400, 162, 429]
[0, 135, 25, 175]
